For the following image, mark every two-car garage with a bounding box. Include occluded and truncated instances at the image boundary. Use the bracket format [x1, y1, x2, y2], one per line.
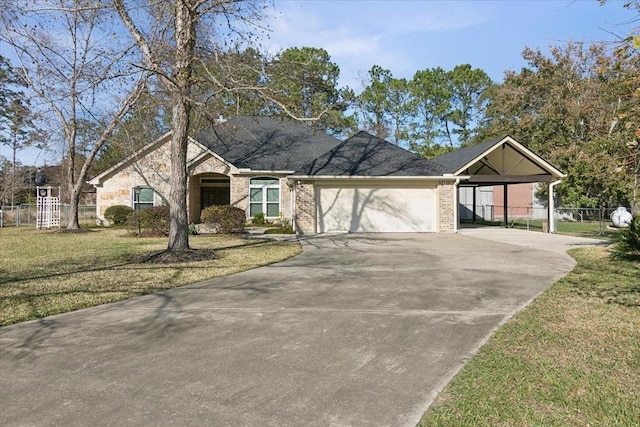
[315, 180, 440, 233]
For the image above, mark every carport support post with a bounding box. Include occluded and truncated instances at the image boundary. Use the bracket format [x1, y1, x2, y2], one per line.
[472, 186, 477, 224]
[503, 184, 508, 227]
[548, 180, 561, 233]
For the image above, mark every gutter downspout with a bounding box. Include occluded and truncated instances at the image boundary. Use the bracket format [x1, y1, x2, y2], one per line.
[548, 180, 562, 233]
[291, 180, 297, 234]
[453, 178, 460, 233]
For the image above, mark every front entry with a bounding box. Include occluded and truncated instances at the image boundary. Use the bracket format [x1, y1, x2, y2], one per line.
[201, 187, 230, 211]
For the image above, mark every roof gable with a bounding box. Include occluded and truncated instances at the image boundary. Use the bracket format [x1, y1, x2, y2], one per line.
[297, 131, 445, 177]
[194, 116, 341, 171]
[431, 135, 564, 183]
[88, 132, 173, 185]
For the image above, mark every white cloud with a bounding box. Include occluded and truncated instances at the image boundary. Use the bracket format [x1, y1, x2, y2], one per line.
[264, 1, 491, 88]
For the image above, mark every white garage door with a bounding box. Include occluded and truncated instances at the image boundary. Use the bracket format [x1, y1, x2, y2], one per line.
[317, 184, 438, 232]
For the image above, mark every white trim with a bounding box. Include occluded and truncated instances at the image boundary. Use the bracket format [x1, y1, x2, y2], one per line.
[291, 182, 296, 233]
[453, 178, 460, 233]
[452, 136, 565, 179]
[249, 176, 281, 218]
[88, 131, 172, 186]
[238, 169, 296, 174]
[548, 180, 562, 233]
[132, 186, 156, 210]
[89, 133, 240, 186]
[287, 175, 457, 181]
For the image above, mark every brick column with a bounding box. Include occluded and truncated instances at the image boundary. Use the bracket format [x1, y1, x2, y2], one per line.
[294, 181, 315, 234]
[438, 181, 455, 232]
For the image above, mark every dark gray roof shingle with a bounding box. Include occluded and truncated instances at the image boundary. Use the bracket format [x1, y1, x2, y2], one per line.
[297, 131, 445, 176]
[431, 136, 506, 173]
[194, 116, 341, 170]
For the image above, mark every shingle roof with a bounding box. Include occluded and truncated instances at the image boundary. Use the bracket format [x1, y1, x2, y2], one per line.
[430, 136, 506, 173]
[297, 131, 445, 176]
[194, 116, 341, 170]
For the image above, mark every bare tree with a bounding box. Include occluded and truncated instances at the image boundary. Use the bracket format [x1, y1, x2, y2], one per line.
[113, 0, 268, 252]
[1, 0, 148, 229]
[0, 55, 42, 206]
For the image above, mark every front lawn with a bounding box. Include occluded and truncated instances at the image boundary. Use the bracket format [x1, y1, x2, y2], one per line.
[0, 227, 302, 326]
[420, 246, 640, 426]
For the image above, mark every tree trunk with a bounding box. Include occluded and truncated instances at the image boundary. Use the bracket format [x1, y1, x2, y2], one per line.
[167, 99, 191, 251]
[166, 0, 196, 252]
[66, 183, 82, 229]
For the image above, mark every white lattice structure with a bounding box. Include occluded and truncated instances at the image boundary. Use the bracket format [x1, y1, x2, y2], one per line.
[36, 187, 60, 229]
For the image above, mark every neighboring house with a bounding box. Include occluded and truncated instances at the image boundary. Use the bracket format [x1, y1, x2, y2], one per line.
[89, 117, 564, 234]
[459, 183, 547, 221]
[9, 164, 97, 206]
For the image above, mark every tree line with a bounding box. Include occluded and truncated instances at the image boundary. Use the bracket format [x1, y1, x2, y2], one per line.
[1, 1, 638, 252]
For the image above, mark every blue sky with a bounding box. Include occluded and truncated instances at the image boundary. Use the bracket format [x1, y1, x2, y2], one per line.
[6, 0, 636, 167]
[266, 0, 636, 88]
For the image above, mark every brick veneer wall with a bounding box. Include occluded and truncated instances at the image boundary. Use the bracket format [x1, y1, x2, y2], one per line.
[95, 142, 173, 222]
[230, 176, 248, 212]
[294, 181, 315, 234]
[438, 181, 456, 232]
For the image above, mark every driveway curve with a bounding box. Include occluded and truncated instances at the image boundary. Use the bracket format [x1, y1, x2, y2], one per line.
[0, 231, 603, 426]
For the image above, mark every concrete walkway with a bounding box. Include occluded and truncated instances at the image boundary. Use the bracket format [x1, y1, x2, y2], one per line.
[0, 231, 605, 426]
[458, 226, 611, 255]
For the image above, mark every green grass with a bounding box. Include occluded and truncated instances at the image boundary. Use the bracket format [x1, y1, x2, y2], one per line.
[0, 227, 302, 326]
[420, 246, 640, 426]
[462, 218, 623, 239]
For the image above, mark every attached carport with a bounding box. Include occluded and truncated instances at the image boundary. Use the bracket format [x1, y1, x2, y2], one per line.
[431, 135, 566, 232]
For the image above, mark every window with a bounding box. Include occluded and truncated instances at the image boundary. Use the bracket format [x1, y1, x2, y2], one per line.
[133, 187, 154, 211]
[249, 177, 280, 218]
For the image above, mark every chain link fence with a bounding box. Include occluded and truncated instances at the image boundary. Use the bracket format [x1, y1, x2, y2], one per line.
[0, 203, 631, 236]
[460, 204, 628, 236]
[553, 207, 620, 236]
[0, 204, 97, 228]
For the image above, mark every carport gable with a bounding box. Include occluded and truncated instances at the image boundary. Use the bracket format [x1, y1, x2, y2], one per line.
[431, 135, 566, 230]
[432, 135, 564, 184]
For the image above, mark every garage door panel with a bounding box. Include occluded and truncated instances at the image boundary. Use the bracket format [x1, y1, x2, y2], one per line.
[318, 186, 437, 232]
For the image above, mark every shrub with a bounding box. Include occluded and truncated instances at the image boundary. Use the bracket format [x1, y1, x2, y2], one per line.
[104, 205, 133, 226]
[251, 212, 266, 225]
[613, 215, 640, 261]
[127, 206, 170, 236]
[264, 219, 295, 234]
[188, 223, 200, 235]
[201, 205, 246, 234]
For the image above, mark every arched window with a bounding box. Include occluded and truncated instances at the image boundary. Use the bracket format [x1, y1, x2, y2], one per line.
[249, 177, 280, 218]
[132, 186, 155, 211]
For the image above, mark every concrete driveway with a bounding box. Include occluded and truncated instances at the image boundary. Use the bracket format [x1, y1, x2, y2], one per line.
[0, 231, 604, 426]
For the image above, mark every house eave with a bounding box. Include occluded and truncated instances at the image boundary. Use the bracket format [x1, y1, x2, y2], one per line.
[287, 175, 458, 181]
[237, 169, 296, 175]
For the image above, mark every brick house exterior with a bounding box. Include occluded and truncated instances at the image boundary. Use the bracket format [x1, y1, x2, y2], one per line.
[90, 118, 557, 234]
